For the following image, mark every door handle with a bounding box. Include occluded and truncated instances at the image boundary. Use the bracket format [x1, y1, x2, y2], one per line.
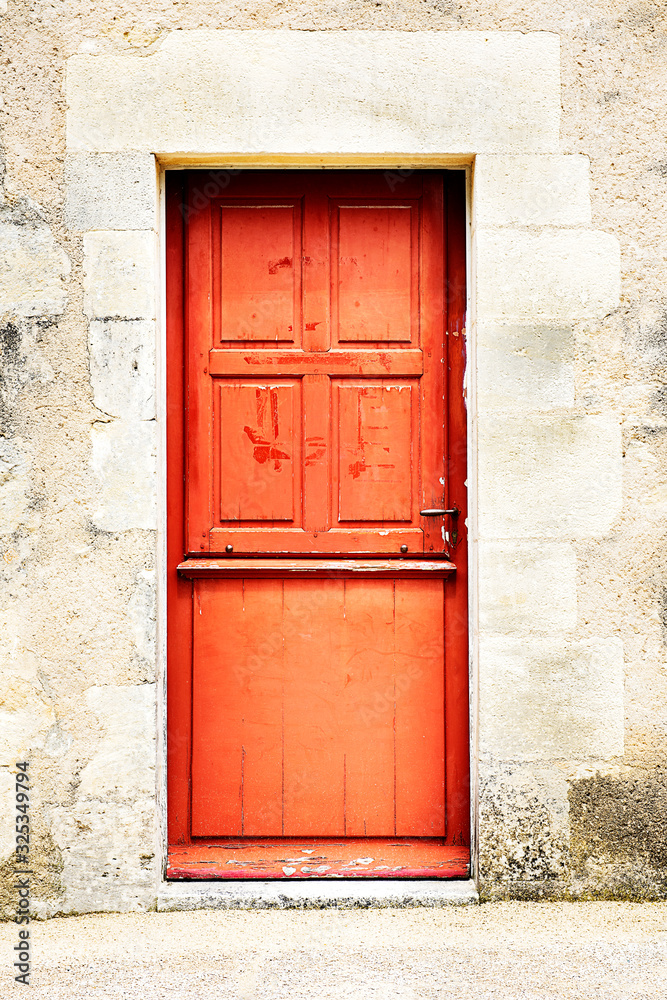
[420, 507, 459, 517]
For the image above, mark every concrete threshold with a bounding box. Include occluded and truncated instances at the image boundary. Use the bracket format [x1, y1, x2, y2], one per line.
[158, 878, 479, 910]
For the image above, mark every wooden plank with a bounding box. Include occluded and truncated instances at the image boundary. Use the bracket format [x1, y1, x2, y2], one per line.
[208, 348, 423, 377]
[186, 176, 214, 554]
[394, 579, 445, 836]
[207, 527, 424, 554]
[167, 841, 469, 880]
[178, 558, 455, 578]
[192, 579, 285, 836]
[282, 580, 346, 835]
[166, 172, 192, 846]
[341, 580, 396, 835]
[444, 170, 470, 847]
[302, 375, 330, 534]
[419, 174, 447, 555]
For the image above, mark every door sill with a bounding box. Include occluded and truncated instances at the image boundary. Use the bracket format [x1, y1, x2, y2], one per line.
[158, 878, 478, 911]
[167, 840, 469, 880]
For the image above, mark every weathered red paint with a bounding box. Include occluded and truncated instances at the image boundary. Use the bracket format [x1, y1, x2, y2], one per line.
[167, 169, 469, 876]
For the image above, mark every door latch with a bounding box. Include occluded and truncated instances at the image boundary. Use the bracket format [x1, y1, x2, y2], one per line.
[420, 507, 460, 547]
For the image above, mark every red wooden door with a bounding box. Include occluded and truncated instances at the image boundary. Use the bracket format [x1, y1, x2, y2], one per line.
[167, 170, 469, 879]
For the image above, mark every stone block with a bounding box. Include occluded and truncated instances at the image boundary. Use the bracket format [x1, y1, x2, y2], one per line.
[90, 420, 157, 531]
[478, 636, 624, 762]
[0, 650, 56, 764]
[80, 684, 156, 799]
[65, 153, 157, 231]
[89, 320, 156, 420]
[474, 155, 592, 227]
[0, 219, 70, 316]
[477, 413, 622, 539]
[83, 231, 156, 321]
[475, 229, 621, 322]
[477, 540, 577, 635]
[66, 30, 560, 154]
[476, 323, 575, 411]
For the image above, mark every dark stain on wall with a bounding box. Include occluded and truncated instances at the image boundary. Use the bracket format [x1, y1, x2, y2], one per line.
[568, 768, 667, 898]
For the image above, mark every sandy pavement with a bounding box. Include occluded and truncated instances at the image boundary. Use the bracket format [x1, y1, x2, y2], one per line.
[2, 902, 667, 998]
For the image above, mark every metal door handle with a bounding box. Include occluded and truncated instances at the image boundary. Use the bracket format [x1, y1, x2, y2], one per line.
[420, 507, 459, 517]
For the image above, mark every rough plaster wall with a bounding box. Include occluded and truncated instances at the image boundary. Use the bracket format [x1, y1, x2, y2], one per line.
[0, 0, 664, 914]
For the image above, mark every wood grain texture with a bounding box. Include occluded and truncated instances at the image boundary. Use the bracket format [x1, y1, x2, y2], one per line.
[168, 169, 470, 878]
[167, 841, 469, 880]
[191, 576, 448, 840]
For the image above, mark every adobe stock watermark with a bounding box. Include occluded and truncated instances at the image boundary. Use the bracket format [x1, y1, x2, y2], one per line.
[13, 761, 31, 987]
[179, 168, 244, 222]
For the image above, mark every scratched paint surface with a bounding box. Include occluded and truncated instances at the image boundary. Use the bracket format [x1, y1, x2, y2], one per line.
[219, 204, 299, 342]
[187, 172, 447, 555]
[167, 840, 468, 880]
[335, 204, 415, 342]
[337, 382, 414, 522]
[217, 381, 299, 521]
[191, 577, 445, 838]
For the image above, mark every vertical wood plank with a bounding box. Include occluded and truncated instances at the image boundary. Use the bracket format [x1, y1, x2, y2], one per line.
[302, 374, 331, 534]
[282, 579, 345, 835]
[341, 580, 396, 835]
[166, 171, 192, 845]
[420, 174, 447, 554]
[186, 176, 214, 553]
[191, 578, 284, 836]
[394, 578, 445, 836]
[444, 170, 470, 847]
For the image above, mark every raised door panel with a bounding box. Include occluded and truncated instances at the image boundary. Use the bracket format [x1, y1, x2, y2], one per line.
[336, 382, 416, 523]
[217, 203, 301, 344]
[333, 204, 417, 343]
[216, 381, 300, 523]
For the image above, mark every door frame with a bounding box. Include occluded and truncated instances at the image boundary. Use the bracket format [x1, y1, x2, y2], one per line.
[157, 158, 476, 886]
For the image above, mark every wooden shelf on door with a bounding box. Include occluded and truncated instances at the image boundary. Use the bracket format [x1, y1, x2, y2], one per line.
[177, 558, 456, 579]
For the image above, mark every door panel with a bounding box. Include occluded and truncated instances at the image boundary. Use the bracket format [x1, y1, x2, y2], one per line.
[334, 204, 416, 343]
[335, 382, 416, 523]
[216, 381, 300, 523]
[192, 576, 445, 839]
[186, 172, 447, 556]
[217, 202, 301, 343]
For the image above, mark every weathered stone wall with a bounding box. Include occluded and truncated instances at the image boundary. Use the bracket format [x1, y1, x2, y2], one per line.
[0, 2, 665, 915]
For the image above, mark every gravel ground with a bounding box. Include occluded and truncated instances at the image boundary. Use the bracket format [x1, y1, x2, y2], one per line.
[2, 902, 667, 998]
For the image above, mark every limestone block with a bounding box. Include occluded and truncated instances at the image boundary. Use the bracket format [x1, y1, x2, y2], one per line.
[66, 30, 560, 155]
[477, 413, 622, 539]
[476, 323, 574, 411]
[47, 684, 156, 914]
[89, 320, 156, 420]
[475, 229, 620, 322]
[0, 437, 35, 536]
[128, 570, 157, 676]
[0, 650, 56, 764]
[479, 636, 624, 762]
[474, 155, 592, 227]
[478, 540, 577, 635]
[0, 220, 70, 316]
[83, 231, 156, 321]
[90, 420, 157, 531]
[65, 153, 157, 231]
[79, 684, 156, 799]
[0, 769, 14, 858]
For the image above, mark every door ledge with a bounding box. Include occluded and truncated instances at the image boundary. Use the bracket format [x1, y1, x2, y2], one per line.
[157, 878, 479, 911]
